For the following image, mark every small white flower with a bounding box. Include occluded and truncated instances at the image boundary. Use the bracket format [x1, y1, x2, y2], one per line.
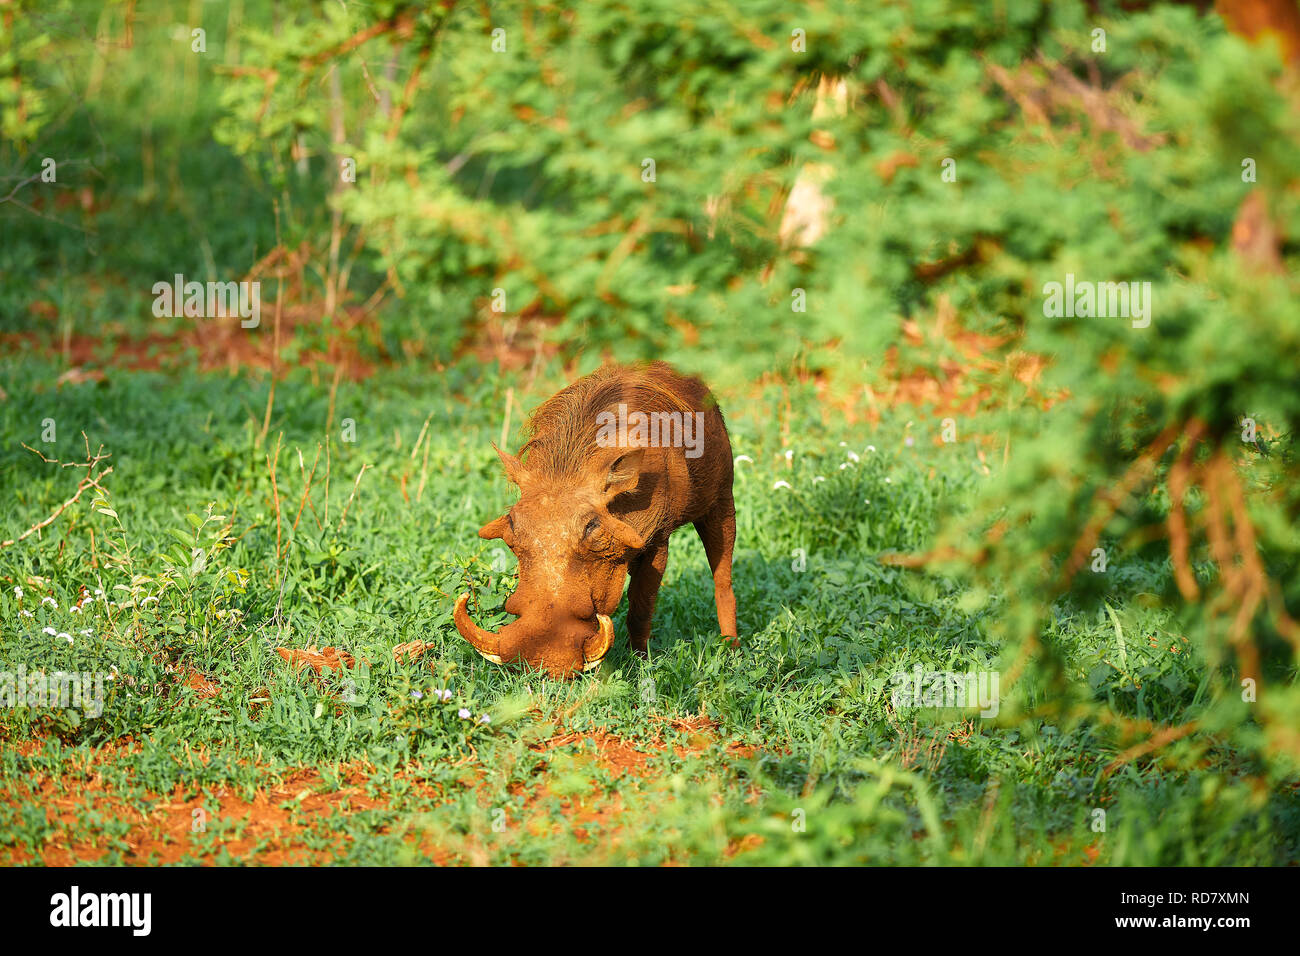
[839, 441, 847, 447]
[78, 629, 93, 636]
[773, 480, 792, 490]
[458, 708, 472, 719]
[19, 610, 33, 618]
[846, 450, 860, 462]
[813, 476, 826, 483]
[13, 586, 22, 598]
[42, 627, 57, 636]
[70, 606, 80, 614]
[477, 714, 491, 725]
[411, 690, 424, 700]
[885, 477, 893, 484]
[839, 463, 851, 471]
[436, 688, 452, 702]
[784, 449, 794, 462]
[41, 596, 57, 608]
[866, 445, 877, 453]
[58, 633, 73, 644]
[733, 454, 753, 466]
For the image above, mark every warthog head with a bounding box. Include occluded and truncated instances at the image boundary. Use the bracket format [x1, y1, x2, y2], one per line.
[455, 444, 647, 678]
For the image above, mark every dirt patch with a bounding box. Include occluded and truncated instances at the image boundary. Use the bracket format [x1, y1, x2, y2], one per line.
[1, 718, 759, 866]
[529, 729, 656, 779]
[0, 743, 428, 866]
[8, 242, 382, 382]
[533, 717, 756, 770]
[9, 766, 384, 866]
[2, 311, 376, 383]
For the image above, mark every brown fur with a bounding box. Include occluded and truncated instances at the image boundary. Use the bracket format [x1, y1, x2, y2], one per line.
[520, 363, 698, 473]
[455, 362, 738, 677]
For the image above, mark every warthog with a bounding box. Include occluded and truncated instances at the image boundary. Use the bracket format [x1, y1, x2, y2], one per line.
[455, 361, 737, 677]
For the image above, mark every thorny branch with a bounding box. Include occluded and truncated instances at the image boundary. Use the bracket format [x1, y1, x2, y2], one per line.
[2, 434, 113, 549]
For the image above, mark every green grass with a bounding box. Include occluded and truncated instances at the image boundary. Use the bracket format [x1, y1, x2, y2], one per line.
[1, 354, 1294, 865]
[2, 0, 1297, 869]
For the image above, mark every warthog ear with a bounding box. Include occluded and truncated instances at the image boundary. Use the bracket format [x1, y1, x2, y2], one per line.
[600, 511, 645, 551]
[492, 443, 528, 487]
[478, 515, 509, 540]
[603, 446, 645, 498]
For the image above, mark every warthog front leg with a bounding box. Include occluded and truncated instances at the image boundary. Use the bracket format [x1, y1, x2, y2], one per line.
[627, 538, 669, 656]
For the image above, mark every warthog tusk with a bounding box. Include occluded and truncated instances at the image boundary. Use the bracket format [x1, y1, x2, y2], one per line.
[582, 614, 615, 671]
[454, 593, 504, 664]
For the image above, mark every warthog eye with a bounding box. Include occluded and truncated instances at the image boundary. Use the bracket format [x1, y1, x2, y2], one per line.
[583, 516, 600, 538]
